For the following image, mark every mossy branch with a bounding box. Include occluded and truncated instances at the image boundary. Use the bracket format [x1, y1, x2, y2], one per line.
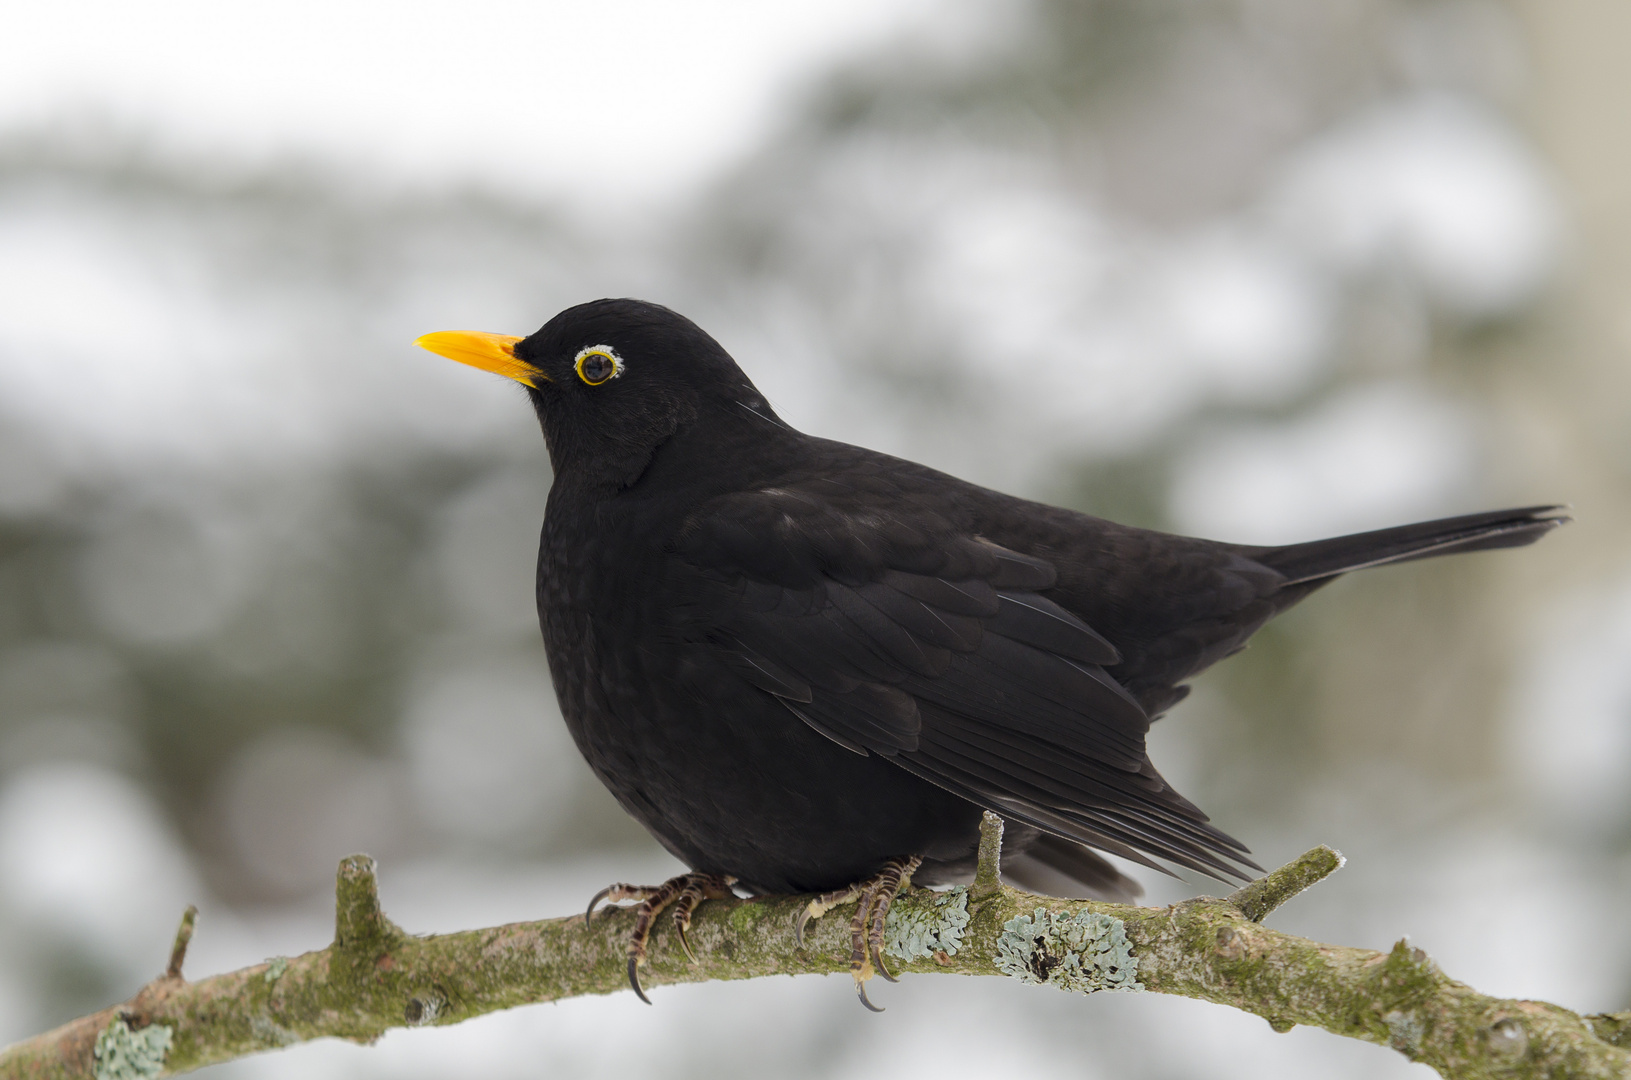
[1227, 844, 1345, 922]
[2, 838, 1626, 1080]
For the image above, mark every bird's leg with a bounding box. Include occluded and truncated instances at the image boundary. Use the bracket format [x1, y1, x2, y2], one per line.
[865, 859, 913, 983]
[794, 855, 922, 1012]
[672, 874, 737, 965]
[585, 872, 737, 1004]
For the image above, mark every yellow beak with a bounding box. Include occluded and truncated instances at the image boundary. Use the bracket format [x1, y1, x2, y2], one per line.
[415, 331, 539, 386]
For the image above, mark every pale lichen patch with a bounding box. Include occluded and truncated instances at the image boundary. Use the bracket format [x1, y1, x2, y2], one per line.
[995, 908, 1142, 994]
[264, 956, 288, 982]
[884, 887, 969, 962]
[93, 1017, 172, 1080]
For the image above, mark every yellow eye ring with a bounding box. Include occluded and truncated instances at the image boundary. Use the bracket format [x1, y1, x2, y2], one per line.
[574, 345, 624, 386]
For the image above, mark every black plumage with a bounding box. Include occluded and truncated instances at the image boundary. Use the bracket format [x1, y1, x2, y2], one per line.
[422, 298, 1565, 907]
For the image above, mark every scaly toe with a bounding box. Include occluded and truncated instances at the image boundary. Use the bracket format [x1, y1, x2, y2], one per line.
[847, 884, 879, 984]
[795, 882, 860, 947]
[586, 882, 653, 925]
[867, 857, 918, 984]
[823, 856, 922, 1011]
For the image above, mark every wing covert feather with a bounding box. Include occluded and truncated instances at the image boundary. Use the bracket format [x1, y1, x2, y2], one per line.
[674, 485, 1253, 879]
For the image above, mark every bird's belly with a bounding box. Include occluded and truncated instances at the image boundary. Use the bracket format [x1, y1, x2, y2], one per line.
[560, 643, 977, 894]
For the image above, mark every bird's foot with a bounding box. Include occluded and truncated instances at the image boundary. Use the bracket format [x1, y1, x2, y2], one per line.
[585, 872, 737, 1004]
[793, 855, 922, 1012]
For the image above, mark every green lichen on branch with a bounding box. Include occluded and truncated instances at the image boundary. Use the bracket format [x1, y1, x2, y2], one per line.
[995, 907, 1142, 993]
[91, 1020, 171, 1080]
[2, 845, 1628, 1080]
[884, 886, 969, 962]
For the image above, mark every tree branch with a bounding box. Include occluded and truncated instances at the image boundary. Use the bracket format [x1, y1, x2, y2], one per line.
[2, 838, 1626, 1080]
[1226, 844, 1344, 922]
[164, 907, 197, 982]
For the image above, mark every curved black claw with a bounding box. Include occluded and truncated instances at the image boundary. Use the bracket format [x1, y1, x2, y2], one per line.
[856, 979, 885, 1013]
[675, 921, 698, 966]
[628, 957, 652, 1005]
[585, 886, 613, 925]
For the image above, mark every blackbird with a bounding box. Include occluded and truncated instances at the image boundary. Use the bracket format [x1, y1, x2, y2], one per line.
[417, 298, 1564, 1008]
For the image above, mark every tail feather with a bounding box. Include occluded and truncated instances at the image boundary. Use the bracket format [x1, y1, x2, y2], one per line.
[1252, 505, 1569, 587]
[1004, 833, 1145, 903]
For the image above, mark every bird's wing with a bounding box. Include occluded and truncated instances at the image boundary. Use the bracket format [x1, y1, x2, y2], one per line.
[673, 486, 1254, 881]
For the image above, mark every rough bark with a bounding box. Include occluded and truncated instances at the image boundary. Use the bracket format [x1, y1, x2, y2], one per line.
[3, 818, 1626, 1080]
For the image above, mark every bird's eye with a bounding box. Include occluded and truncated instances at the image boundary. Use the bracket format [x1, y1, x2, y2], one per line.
[574, 346, 624, 386]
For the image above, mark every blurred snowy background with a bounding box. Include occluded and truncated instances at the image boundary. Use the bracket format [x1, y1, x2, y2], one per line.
[1, 0, 1628, 1076]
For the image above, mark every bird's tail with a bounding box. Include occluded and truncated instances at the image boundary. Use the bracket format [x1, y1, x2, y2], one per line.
[1250, 505, 1569, 587]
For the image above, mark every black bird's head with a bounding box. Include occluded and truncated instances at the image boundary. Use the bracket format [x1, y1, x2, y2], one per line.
[417, 298, 785, 487]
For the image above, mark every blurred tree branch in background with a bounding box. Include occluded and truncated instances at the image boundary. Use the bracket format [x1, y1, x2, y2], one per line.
[3, 815, 1627, 1080]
